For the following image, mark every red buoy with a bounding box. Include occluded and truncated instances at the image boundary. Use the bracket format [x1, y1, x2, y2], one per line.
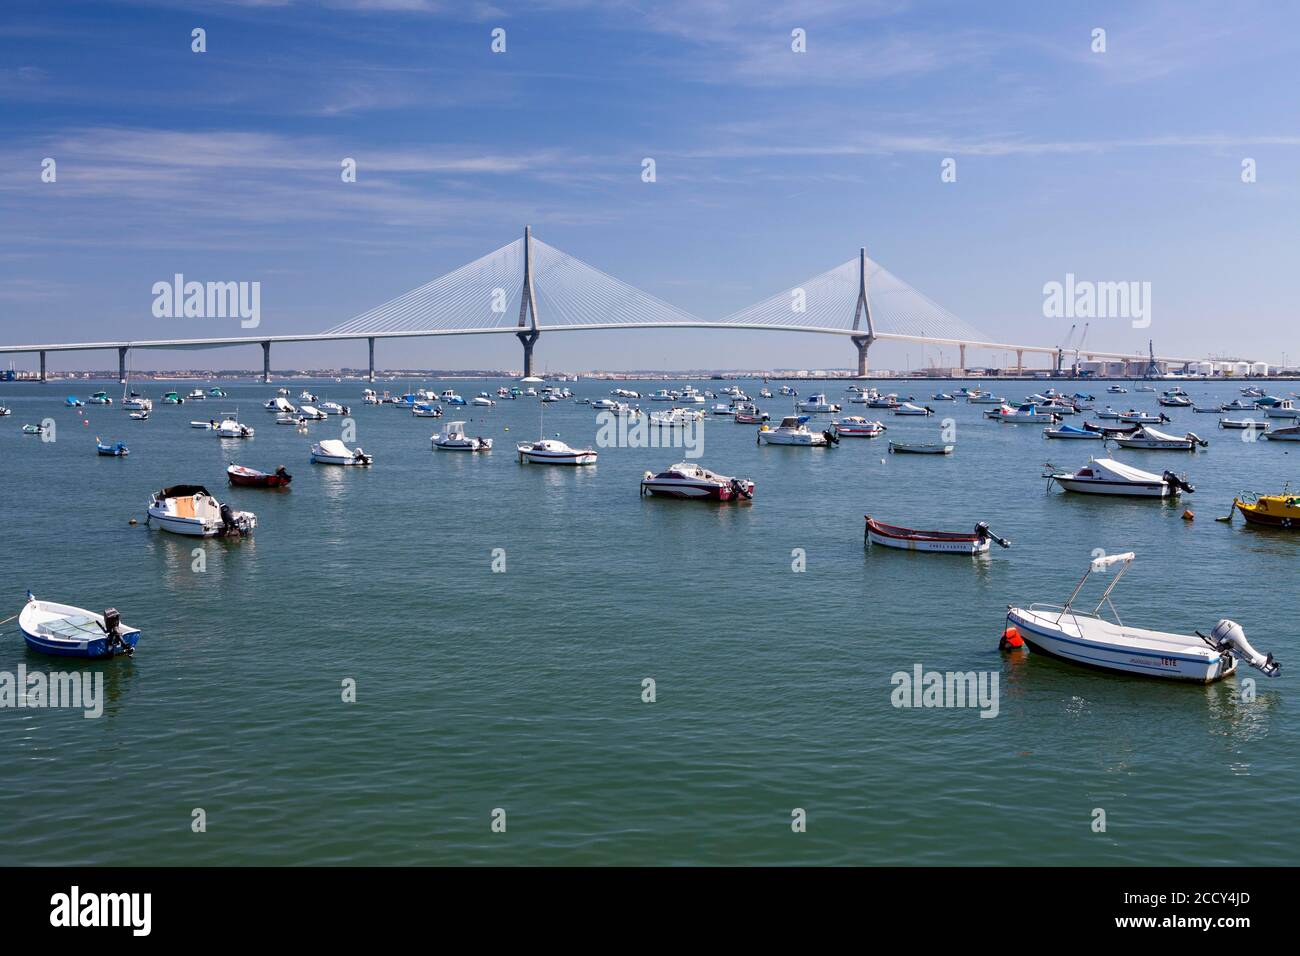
[1000, 625, 1024, 650]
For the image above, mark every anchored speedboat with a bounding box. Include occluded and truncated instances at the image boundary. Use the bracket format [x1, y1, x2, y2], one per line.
[1109, 425, 1207, 450]
[1117, 410, 1169, 424]
[215, 414, 255, 438]
[797, 393, 841, 413]
[88, 391, 113, 405]
[1006, 552, 1280, 682]
[18, 594, 139, 658]
[147, 484, 256, 537]
[432, 421, 493, 451]
[894, 402, 935, 417]
[516, 438, 597, 465]
[227, 464, 292, 488]
[1044, 457, 1193, 497]
[832, 416, 886, 437]
[95, 438, 129, 457]
[640, 462, 755, 501]
[865, 517, 1009, 555]
[1043, 423, 1104, 440]
[757, 416, 835, 446]
[264, 396, 296, 414]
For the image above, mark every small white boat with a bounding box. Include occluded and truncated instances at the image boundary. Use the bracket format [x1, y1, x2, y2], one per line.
[1157, 393, 1193, 407]
[275, 413, 302, 426]
[128, 410, 150, 421]
[297, 405, 328, 421]
[832, 417, 886, 438]
[1224, 398, 1257, 410]
[299, 390, 318, 402]
[411, 402, 442, 418]
[893, 402, 934, 417]
[1193, 404, 1224, 414]
[472, 393, 496, 407]
[265, 396, 297, 414]
[759, 388, 773, 399]
[1263, 424, 1300, 441]
[88, 391, 113, 405]
[1117, 410, 1168, 424]
[122, 395, 152, 412]
[988, 403, 1059, 423]
[1107, 385, 1128, 394]
[186, 389, 206, 402]
[1219, 418, 1268, 431]
[516, 438, 597, 465]
[311, 439, 372, 466]
[757, 416, 834, 446]
[1006, 552, 1280, 682]
[190, 419, 218, 429]
[1095, 407, 1121, 420]
[591, 398, 619, 410]
[1043, 423, 1105, 440]
[215, 415, 255, 438]
[319, 401, 349, 416]
[797, 393, 841, 413]
[432, 421, 493, 451]
[968, 393, 1005, 404]
[1110, 425, 1207, 450]
[865, 516, 1009, 555]
[147, 484, 256, 537]
[1044, 457, 1192, 497]
[649, 407, 705, 427]
[362, 389, 379, 405]
[1265, 399, 1300, 419]
[640, 462, 754, 501]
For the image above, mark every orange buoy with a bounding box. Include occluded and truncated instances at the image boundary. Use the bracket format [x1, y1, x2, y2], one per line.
[1000, 625, 1024, 650]
[1182, 509, 1194, 521]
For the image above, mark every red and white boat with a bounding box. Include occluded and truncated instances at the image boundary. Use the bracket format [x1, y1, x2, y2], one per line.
[864, 516, 1010, 555]
[832, 417, 887, 438]
[640, 462, 755, 501]
[227, 464, 293, 488]
[516, 438, 597, 465]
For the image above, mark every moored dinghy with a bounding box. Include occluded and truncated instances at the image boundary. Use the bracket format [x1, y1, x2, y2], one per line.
[640, 462, 755, 501]
[516, 438, 597, 464]
[1109, 425, 1207, 450]
[1043, 423, 1104, 440]
[18, 594, 139, 658]
[95, 438, 129, 456]
[1006, 552, 1280, 682]
[865, 517, 1009, 555]
[432, 421, 493, 451]
[888, 440, 953, 454]
[227, 464, 292, 488]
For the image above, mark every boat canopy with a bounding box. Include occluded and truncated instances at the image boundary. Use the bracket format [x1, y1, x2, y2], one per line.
[158, 484, 211, 498]
[316, 439, 353, 457]
[1087, 458, 1162, 483]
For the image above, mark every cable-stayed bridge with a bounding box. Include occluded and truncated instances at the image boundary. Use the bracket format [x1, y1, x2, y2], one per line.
[0, 227, 1200, 381]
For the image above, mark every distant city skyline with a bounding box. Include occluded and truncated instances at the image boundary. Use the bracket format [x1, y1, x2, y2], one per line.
[3, 1, 1298, 372]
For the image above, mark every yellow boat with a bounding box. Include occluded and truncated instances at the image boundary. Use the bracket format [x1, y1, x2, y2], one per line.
[1230, 489, 1300, 528]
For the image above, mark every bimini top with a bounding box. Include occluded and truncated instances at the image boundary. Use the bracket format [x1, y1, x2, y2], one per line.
[157, 484, 212, 499]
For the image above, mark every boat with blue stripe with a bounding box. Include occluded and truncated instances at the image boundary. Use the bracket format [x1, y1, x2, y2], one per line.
[17, 594, 139, 658]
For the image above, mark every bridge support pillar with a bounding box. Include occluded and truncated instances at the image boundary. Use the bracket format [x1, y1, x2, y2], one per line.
[851, 335, 873, 377]
[959, 344, 967, 370]
[367, 337, 376, 382]
[1015, 349, 1024, 375]
[517, 329, 540, 378]
[39, 350, 46, 383]
[118, 346, 128, 384]
[262, 341, 271, 384]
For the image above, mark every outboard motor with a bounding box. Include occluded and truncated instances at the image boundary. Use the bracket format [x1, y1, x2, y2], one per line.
[1203, 620, 1280, 677]
[822, 430, 839, 446]
[102, 607, 131, 656]
[219, 502, 241, 537]
[974, 521, 1012, 549]
[1187, 431, 1208, 447]
[1162, 470, 1196, 495]
[729, 478, 754, 500]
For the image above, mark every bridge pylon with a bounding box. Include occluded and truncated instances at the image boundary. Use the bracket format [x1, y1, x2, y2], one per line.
[850, 247, 876, 377]
[517, 225, 540, 377]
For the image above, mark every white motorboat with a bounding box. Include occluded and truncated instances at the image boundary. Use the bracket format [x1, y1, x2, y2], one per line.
[1107, 385, 1128, 394]
[988, 402, 1059, 423]
[649, 389, 676, 402]
[186, 389, 206, 402]
[866, 394, 901, 409]
[299, 390, 318, 402]
[431, 421, 493, 451]
[779, 385, 798, 396]
[311, 439, 372, 466]
[797, 393, 841, 413]
[640, 462, 755, 501]
[1117, 410, 1168, 424]
[362, 389, 379, 405]
[968, 393, 1005, 404]
[1224, 398, 1257, 410]
[710, 403, 736, 416]
[18, 595, 140, 658]
[128, 410, 150, 421]
[190, 419, 218, 429]
[759, 388, 773, 399]
[832, 417, 886, 438]
[1095, 407, 1121, 420]
[1109, 425, 1207, 450]
[1265, 399, 1300, 419]
[516, 438, 597, 465]
[319, 401, 349, 415]
[591, 398, 619, 410]
[1044, 457, 1193, 497]
[757, 416, 835, 446]
[1157, 392, 1193, 407]
[411, 402, 442, 418]
[1219, 418, 1269, 431]
[215, 414, 255, 439]
[297, 404, 328, 421]
[893, 402, 934, 417]
[264, 396, 296, 414]
[147, 484, 256, 537]
[1135, 385, 1156, 393]
[887, 440, 953, 454]
[275, 413, 302, 426]
[122, 395, 152, 412]
[472, 393, 496, 407]
[1006, 552, 1280, 682]
[649, 407, 705, 427]
[1193, 404, 1224, 414]
[1263, 424, 1300, 441]
[440, 390, 466, 405]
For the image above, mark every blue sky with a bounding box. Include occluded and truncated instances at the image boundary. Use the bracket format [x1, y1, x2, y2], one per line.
[2, 0, 1298, 372]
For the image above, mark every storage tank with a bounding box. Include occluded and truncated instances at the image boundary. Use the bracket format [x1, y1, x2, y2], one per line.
[1251, 361, 1270, 376]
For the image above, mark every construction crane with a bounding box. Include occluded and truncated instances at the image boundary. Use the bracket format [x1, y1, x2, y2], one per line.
[1055, 323, 1076, 374]
[1072, 322, 1089, 377]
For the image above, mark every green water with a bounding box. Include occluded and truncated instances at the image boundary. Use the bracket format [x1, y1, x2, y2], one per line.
[0, 379, 1295, 865]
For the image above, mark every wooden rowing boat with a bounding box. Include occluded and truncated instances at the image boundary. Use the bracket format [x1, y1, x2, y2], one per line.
[864, 516, 1010, 554]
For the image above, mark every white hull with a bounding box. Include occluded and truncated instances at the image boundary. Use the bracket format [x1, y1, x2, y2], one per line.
[518, 450, 597, 464]
[868, 529, 989, 554]
[1007, 607, 1234, 682]
[1053, 477, 1170, 497]
[758, 432, 825, 446]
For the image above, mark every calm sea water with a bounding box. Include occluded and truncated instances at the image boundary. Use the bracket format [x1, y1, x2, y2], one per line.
[0, 378, 1295, 865]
